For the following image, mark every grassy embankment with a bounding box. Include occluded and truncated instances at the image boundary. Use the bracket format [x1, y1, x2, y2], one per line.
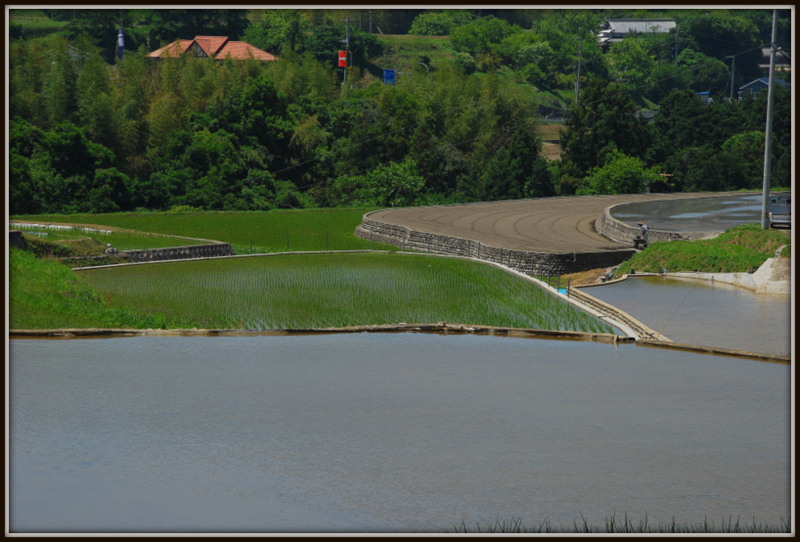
[8, 9, 68, 39]
[616, 224, 791, 275]
[9, 248, 167, 329]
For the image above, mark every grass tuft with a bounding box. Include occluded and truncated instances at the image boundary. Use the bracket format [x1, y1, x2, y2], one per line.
[451, 513, 789, 534]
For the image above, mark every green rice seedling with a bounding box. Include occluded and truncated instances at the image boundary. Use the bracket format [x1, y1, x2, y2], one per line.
[12, 208, 394, 253]
[78, 253, 617, 333]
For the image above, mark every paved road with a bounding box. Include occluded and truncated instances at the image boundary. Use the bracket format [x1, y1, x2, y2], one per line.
[366, 192, 742, 254]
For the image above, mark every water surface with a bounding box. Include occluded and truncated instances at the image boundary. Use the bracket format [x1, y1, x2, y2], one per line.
[9, 334, 790, 533]
[611, 194, 764, 232]
[584, 276, 791, 355]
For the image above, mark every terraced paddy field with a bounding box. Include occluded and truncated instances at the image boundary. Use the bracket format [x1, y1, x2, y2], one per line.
[12, 208, 390, 254]
[77, 252, 617, 333]
[364, 192, 747, 253]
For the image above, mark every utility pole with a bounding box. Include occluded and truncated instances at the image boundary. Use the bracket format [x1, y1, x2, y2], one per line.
[761, 9, 778, 230]
[342, 18, 354, 90]
[725, 55, 736, 100]
[574, 36, 583, 106]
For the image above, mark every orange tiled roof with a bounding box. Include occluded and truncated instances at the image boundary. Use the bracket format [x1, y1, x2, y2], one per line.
[147, 39, 193, 59]
[194, 36, 229, 56]
[147, 36, 277, 61]
[216, 41, 279, 61]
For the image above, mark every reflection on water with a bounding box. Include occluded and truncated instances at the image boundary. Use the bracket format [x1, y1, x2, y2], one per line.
[583, 276, 791, 355]
[612, 194, 763, 232]
[9, 334, 789, 533]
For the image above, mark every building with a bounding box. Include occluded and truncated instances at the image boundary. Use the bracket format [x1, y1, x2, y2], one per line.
[598, 19, 676, 48]
[147, 36, 278, 61]
[738, 77, 790, 98]
[758, 46, 791, 76]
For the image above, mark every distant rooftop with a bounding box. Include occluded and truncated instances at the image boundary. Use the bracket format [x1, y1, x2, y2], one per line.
[598, 19, 676, 45]
[147, 36, 278, 61]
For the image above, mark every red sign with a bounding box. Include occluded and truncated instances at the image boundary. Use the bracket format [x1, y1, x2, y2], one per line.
[338, 50, 347, 67]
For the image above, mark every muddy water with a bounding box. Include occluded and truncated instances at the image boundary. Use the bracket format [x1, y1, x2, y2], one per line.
[9, 334, 789, 533]
[611, 193, 763, 232]
[583, 276, 791, 355]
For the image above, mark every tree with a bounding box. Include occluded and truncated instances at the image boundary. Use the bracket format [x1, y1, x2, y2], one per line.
[149, 128, 245, 210]
[476, 120, 554, 200]
[675, 11, 761, 83]
[75, 50, 120, 154]
[85, 168, 133, 212]
[645, 62, 692, 103]
[408, 10, 474, 36]
[42, 36, 78, 128]
[676, 49, 729, 93]
[577, 150, 662, 195]
[664, 144, 733, 192]
[606, 37, 656, 91]
[328, 159, 425, 207]
[530, 11, 607, 86]
[560, 78, 651, 177]
[719, 131, 764, 190]
[242, 9, 310, 55]
[449, 16, 518, 57]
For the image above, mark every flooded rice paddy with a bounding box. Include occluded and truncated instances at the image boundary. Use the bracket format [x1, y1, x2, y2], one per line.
[584, 276, 791, 356]
[9, 333, 790, 533]
[611, 193, 764, 232]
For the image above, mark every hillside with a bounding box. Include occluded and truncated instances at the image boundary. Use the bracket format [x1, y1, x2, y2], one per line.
[375, 34, 458, 73]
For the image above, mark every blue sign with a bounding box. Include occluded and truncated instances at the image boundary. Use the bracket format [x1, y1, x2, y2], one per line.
[383, 69, 396, 85]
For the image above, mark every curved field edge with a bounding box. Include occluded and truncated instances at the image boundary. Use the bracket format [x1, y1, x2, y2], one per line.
[10, 208, 395, 254]
[10, 222, 213, 253]
[71, 252, 617, 333]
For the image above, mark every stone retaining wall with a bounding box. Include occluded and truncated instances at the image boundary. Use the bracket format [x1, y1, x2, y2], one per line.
[569, 287, 667, 340]
[122, 243, 234, 263]
[9, 230, 27, 250]
[356, 213, 635, 276]
[595, 205, 719, 245]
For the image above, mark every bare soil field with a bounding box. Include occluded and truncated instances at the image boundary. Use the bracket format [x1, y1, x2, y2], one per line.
[536, 123, 565, 161]
[366, 192, 742, 255]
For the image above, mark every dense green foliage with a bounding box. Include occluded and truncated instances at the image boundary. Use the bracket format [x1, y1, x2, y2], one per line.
[8, 8, 791, 216]
[78, 252, 617, 332]
[617, 224, 791, 274]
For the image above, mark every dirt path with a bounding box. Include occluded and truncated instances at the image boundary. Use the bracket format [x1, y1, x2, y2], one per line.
[366, 192, 742, 254]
